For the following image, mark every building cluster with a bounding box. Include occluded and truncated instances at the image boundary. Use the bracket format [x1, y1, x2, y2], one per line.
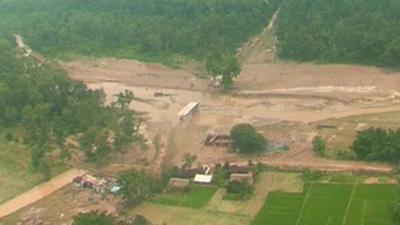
[168, 164, 254, 190]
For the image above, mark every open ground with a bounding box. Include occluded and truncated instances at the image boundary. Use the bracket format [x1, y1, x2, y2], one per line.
[64, 52, 400, 174]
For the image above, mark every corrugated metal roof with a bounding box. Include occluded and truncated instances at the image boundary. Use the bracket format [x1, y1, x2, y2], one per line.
[193, 174, 213, 183]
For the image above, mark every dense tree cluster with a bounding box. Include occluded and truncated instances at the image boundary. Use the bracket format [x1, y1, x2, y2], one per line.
[0, 39, 138, 173]
[230, 123, 267, 154]
[277, 0, 400, 67]
[352, 127, 400, 163]
[117, 170, 163, 206]
[0, 0, 281, 64]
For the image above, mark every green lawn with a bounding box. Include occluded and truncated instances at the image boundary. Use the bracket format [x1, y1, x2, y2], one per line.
[252, 183, 398, 225]
[0, 142, 68, 204]
[150, 185, 218, 209]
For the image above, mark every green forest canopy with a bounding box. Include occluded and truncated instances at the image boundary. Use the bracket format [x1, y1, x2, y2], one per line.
[0, 0, 281, 64]
[0, 39, 139, 173]
[277, 0, 400, 67]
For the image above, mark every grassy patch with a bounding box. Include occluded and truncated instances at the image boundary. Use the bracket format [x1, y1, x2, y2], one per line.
[150, 185, 218, 209]
[252, 183, 398, 225]
[223, 192, 243, 201]
[0, 141, 68, 204]
[314, 110, 400, 157]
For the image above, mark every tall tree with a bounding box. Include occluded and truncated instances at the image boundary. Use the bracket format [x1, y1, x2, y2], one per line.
[206, 54, 241, 90]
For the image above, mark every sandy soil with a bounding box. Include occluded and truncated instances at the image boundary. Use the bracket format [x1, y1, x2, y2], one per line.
[64, 56, 400, 174]
[0, 169, 87, 219]
[66, 58, 209, 92]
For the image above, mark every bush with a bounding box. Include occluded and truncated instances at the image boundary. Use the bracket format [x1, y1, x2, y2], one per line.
[132, 215, 151, 225]
[73, 211, 116, 225]
[302, 170, 323, 182]
[4, 132, 13, 142]
[230, 123, 268, 154]
[335, 149, 355, 161]
[225, 180, 253, 200]
[312, 136, 326, 156]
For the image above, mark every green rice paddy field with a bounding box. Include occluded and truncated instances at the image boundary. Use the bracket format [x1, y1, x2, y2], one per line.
[252, 183, 398, 225]
[150, 185, 218, 209]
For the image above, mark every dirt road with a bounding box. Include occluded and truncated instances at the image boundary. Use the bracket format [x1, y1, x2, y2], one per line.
[0, 169, 87, 219]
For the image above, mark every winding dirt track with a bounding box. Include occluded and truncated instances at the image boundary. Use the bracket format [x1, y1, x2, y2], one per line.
[0, 169, 87, 219]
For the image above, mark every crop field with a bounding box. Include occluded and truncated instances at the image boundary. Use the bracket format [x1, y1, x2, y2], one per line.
[150, 185, 218, 209]
[133, 172, 302, 225]
[252, 183, 398, 225]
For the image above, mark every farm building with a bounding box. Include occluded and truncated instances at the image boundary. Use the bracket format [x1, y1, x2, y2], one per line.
[179, 167, 208, 179]
[230, 172, 254, 185]
[169, 178, 190, 190]
[178, 102, 199, 120]
[193, 174, 213, 184]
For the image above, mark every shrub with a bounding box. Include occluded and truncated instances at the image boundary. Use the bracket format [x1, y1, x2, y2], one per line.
[73, 211, 115, 225]
[4, 132, 13, 142]
[312, 136, 326, 156]
[225, 180, 253, 200]
[336, 149, 355, 160]
[303, 170, 323, 182]
[132, 215, 151, 225]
